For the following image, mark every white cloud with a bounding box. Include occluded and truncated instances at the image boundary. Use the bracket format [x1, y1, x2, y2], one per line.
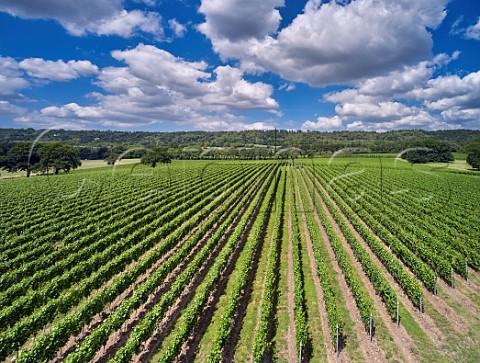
[110, 44, 210, 97]
[203, 66, 278, 111]
[410, 71, 480, 110]
[449, 15, 464, 36]
[16, 44, 279, 131]
[194, 119, 274, 131]
[0, 57, 29, 100]
[0, 0, 162, 38]
[199, 0, 448, 87]
[0, 56, 100, 111]
[319, 52, 480, 130]
[198, 0, 284, 41]
[325, 52, 459, 103]
[441, 107, 480, 127]
[41, 103, 102, 118]
[345, 110, 458, 132]
[132, 0, 157, 6]
[336, 102, 415, 122]
[465, 17, 480, 40]
[302, 116, 343, 131]
[279, 83, 296, 92]
[18, 58, 99, 81]
[93, 10, 162, 38]
[168, 18, 187, 38]
[0, 100, 26, 116]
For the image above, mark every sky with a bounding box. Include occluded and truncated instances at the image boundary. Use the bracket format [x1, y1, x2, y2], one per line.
[0, 0, 479, 132]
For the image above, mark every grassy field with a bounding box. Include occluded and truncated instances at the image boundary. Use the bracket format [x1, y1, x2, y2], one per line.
[0, 158, 141, 178]
[76, 158, 141, 169]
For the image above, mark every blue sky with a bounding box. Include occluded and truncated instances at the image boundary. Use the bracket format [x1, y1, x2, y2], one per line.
[0, 0, 479, 132]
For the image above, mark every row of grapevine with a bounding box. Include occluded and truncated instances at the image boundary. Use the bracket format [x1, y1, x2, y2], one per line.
[252, 170, 286, 361]
[0, 164, 229, 292]
[0, 166, 247, 331]
[305, 167, 423, 307]
[292, 168, 343, 347]
[206, 169, 279, 362]
[4, 164, 268, 361]
[295, 169, 374, 331]
[0, 169, 159, 247]
[335, 168, 476, 273]
[313, 165, 437, 292]
[352, 170, 480, 271]
[0, 175, 169, 271]
[98, 165, 276, 363]
[288, 168, 309, 354]
[154, 167, 277, 363]
[302, 168, 400, 317]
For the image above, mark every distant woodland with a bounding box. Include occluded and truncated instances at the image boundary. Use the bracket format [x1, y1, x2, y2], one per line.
[1, 128, 479, 160]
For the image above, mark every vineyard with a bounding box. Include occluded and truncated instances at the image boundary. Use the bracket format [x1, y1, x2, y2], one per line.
[0, 158, 479, 362]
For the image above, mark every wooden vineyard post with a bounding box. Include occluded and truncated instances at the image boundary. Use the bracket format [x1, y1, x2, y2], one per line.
[434, 276, 437, 296]
[299, 341, 302, 362]
[396, 301, 400, 327]
[419, 296, 423, 314]
[369, 313, 373, 342]
[379, 157, 383, 210]
[465, 261, 468, 281]
[451, 268, 454, 288]
[336, 324, 339, 359]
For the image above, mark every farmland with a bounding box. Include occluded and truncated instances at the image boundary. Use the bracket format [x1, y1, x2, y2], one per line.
[0, 158, 479, 362]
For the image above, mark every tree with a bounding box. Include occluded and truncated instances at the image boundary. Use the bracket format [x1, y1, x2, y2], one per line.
[466, 139, 480, 170]
[104, 152, 120, 165]
[401, 139, 454, 164]
[1, 142, 39, 177]
[35, 143, 82, 174]
[141, 147, 171, 167]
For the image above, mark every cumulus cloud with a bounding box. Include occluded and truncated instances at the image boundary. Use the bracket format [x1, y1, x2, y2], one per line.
[410, 71, 480, 127]
[18, 58, 99, 81]
[17, 44, 279, 131]
[301, 116, 343, 131]
[412, 71, 480, 110]
[168, 18, 187, 38]
[203, 66, 278, 111]
[199, 0, 448, 87]
[336, 102, 415, 122]
[0, 57, 29, 100]
[346, 111, 460, 132]
[194, 119, 274, 131]
[0, 56, 99, 103]
[0, 0, 162, 38]
[441, 108, 480, 127]
[92, 10, 162, 38]
[0, 100, 26, 116]
[198, 0, 284, 41]
[465, 17, 480, 40]
[321, 52, 480, 130]
[0, 55, 101, 121]
[110, 44, 210, 98]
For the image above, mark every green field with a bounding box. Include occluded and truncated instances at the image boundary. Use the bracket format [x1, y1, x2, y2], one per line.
[0, 158, 479, 362]
[77, 158, 141, 169]
[0, 158, 140, 179]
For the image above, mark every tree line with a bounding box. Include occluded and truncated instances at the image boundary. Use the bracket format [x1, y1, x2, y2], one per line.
[1, 128, 479, 151]
[0, 142, 81, 177]
[1, 135, 479, 176]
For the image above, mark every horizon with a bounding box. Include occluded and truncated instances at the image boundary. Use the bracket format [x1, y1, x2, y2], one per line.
[1, 1, 479, 132]
[2, 126, 480, 134]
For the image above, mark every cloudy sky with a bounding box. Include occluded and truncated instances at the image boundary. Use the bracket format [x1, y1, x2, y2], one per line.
[0, 0, 479, 132]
